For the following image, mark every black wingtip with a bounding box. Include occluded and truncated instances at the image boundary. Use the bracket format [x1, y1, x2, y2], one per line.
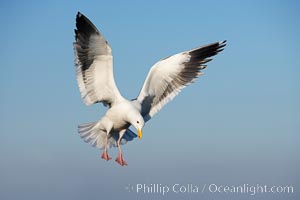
[75, 12, 100, 37]
[220, 40, 227, 47]
[76, 12, 86, 23]
[187, 40, 226, 65]
[77, 12, 82, 18]
[75, 12, 89, 25]
[218, 40, 227, 50]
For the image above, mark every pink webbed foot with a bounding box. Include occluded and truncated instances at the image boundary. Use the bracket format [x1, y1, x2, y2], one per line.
[115, 153, 128, 166]
[101, 150, 111, 161]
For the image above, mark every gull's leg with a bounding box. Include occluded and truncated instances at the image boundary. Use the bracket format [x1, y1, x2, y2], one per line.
[101, 150, 111, 161]
[115, 130, 127, 166]
[101, 131, 111, 161]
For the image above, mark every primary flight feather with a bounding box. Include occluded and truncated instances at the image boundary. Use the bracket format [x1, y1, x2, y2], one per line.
[73, 12, 226, 166]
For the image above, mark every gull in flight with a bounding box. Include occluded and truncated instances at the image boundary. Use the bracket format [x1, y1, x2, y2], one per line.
[73, 12, 226, 166]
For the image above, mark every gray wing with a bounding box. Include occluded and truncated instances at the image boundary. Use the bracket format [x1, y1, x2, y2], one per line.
[74, 12, 123, 107]
[137, 41, 226, 121]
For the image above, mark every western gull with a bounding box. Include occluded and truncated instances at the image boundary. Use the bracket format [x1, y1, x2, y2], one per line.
[73, 12, 226, 166]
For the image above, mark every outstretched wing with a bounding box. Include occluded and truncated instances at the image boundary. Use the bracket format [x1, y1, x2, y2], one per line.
[74, 12, 123, 107]
[137, 41, 226, 121]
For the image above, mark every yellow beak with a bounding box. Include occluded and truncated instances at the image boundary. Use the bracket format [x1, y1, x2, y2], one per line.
[138, 129, 142, 139]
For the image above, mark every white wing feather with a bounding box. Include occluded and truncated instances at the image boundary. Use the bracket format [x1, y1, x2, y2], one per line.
[74, 12, 123, 106]
[137, 41, 226, 120]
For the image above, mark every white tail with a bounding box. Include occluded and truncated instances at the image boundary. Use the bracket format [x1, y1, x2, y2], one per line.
[78, 121, 138, 149]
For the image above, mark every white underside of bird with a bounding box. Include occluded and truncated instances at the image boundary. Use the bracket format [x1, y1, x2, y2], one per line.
[73, 12, 226, 166]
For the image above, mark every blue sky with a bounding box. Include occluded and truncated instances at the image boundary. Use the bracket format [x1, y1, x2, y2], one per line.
[0, 0, 299, 200]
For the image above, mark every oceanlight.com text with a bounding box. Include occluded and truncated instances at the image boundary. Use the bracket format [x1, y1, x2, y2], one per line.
[125, 183, 294, 196]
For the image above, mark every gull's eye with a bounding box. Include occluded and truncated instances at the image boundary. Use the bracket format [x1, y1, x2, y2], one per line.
[137, 121, 139, 124]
